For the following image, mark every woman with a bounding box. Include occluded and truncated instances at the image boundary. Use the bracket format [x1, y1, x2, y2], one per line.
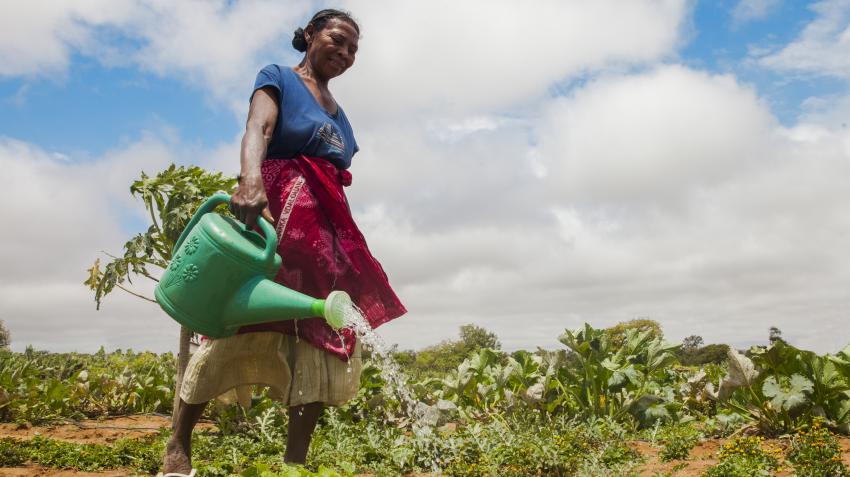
[160, 9, 406, 476]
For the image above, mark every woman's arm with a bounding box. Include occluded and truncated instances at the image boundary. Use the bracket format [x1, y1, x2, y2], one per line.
[231, 86, 279, 228]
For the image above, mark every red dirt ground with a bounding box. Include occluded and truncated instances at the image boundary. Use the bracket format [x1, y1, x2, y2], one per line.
[631, 435, 850, 477]
[0, 415, 173, 444]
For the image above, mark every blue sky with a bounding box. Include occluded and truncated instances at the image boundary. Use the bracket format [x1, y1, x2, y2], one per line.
[0, 55, 236, 158]
[2, 0, 850, 354]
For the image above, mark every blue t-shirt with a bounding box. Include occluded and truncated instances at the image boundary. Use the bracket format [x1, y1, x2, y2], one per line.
[252, 64, 358, 169]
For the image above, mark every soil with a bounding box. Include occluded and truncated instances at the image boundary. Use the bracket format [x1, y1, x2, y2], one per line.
[631, 435, 850, 477]
[2, 417, 850, 476]
[0, 415, 172, 444]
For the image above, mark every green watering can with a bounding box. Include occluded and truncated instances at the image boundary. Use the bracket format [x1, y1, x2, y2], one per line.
[154, 193, 351, 338]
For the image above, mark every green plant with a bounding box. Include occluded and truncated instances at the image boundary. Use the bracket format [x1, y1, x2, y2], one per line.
[440, 414, 639, 477]
[239, 463, 345, 476]
[83, 164, 238, 414]
[556, 323, 682, 426]
[399, 324, 506, 380]
[0, 435, 163, 474]
[680, 344, 729, 366]
[604, 319, 664, 349]
[658, 423, 701, 461]
[0, 348, 176, 423]
[710, 341, 850, 434]
[85, 164, 237, 307]
[787, 419, 850, 477]
[702, 436, 782, 477]
[0, 438, 27, 466]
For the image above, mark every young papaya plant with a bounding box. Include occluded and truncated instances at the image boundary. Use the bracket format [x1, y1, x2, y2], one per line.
[84, 164, 236, 419]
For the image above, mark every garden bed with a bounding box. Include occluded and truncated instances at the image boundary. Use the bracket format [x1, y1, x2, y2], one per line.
[2, 417, 849, 476]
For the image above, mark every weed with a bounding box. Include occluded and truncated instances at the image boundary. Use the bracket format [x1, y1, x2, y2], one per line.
[787, 419, 850, 477]
[658, 423, 701, 461]
[702, 436, 781, 477]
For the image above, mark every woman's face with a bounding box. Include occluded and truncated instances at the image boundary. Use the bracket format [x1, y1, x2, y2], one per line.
[306, 18, 359, 80]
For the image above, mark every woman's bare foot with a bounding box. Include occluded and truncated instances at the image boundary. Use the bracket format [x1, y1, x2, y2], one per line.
[162, 399, 206, 474]
[162, 436, 193, 474]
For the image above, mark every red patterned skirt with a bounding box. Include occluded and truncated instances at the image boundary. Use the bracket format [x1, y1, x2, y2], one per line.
[237, 155, 406, 360]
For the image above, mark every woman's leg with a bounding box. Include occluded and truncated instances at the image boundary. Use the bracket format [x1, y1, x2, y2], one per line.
[284, 402, 324, 464]
[163, 399, 208, 473]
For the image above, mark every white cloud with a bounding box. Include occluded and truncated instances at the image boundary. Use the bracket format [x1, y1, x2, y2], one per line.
[535, 65, 777, 205]
[757, 0, 850, 78]
[732, 0, 782, 24]
[354, 67, 850, 354]
[4, 2, 850, 356]
[0, 127, 274, 352]
[118, 0, 312, 113]
[0, 135, 192, 352]
[0, 0, 139, 77]
[0, 0, 311, 112]
[0, 0, 689, 112]
[336, 0, 690, 117]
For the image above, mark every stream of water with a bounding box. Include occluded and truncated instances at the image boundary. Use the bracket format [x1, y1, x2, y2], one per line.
[341, 304, 434, 427]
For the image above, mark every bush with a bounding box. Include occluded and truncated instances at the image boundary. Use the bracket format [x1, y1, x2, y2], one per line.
[787, 420, 850, 477]
[679, 343, 729, 366]
[395, 324, 506, 379]
[604, 319, 663, 350]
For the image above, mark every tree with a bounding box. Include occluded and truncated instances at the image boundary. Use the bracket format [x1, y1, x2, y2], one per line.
[459, 324, 501, 352]
[682, 335, 704, 351]
[605, 318, 663, 349]
[769, 326, 784, 344]
[400, 324, 504, 379]
[685, 343, 729, 365]
[85, 164, 237, 421]
[0, 320, 9, 349]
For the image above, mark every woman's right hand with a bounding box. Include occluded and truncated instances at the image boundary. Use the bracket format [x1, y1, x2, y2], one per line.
[230, 172, 274, 228]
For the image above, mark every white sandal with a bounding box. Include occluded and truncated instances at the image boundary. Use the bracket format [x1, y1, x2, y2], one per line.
[156, 469, 196, 477]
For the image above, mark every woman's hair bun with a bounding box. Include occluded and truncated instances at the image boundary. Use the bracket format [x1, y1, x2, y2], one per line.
[292, 27, 308, 52]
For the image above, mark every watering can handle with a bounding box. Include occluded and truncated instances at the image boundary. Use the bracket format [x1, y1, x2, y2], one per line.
[172, 193, 278, 263]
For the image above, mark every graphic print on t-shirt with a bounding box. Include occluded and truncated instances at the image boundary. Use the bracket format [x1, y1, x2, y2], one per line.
[317, 123, 346, 156]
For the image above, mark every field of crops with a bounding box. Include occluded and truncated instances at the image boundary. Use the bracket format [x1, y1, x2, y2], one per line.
[2, 323, 850, 476]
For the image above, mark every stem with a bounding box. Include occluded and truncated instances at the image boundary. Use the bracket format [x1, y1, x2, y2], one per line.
[139, 258, 167, 269]
[147, 197, 162, 236]
[173, 325, 192, 429]
[139, 270, 161, 282]
[116, 284, 157, 304]
[152, 241, 172, 261]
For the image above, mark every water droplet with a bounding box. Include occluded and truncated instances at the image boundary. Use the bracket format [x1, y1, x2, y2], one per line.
[298, 390, 303, 396]
[346, 366, 352, 373]
[298, 409, 303, 417]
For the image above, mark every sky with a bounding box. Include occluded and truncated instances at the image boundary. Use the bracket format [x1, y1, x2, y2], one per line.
[2, 0, 850, 355]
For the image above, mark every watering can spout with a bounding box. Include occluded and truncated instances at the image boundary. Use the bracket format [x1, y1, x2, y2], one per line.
[221, 277, 350, 333]
[154, 193, 351, 338]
